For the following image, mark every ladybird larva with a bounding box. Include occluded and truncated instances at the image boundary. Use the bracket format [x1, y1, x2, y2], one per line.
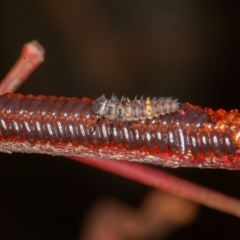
[92, 94, 180, 122]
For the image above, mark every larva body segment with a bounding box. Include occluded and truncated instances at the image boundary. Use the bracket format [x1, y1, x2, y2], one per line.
[92, 95, 180, 122]
[0, 93, 239, 162]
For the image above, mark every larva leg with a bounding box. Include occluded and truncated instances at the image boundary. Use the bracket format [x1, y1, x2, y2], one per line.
[108, 122, 115, 144]
[92, 116, 101, 134]
[127, 122, 137, 139]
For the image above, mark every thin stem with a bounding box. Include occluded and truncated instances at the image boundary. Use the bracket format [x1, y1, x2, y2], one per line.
[71, 156, 240, 218]
[0, 41, 45, 94]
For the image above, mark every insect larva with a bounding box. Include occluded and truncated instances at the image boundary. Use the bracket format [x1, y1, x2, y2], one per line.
[92, 94, 180, 122]
[0, 93, 238, 159]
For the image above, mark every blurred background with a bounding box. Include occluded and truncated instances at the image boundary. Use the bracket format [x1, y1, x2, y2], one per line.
[0, 0, 240, 239]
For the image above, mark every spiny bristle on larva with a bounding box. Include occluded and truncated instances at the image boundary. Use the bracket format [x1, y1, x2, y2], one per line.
[92, 95, 180, 122]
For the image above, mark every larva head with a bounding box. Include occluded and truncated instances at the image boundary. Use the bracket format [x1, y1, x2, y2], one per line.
[92, 95, 108, 116]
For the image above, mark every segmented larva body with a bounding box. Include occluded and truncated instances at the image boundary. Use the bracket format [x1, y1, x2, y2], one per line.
[0, 93, 239, 161]
[92, 95, 180, 122]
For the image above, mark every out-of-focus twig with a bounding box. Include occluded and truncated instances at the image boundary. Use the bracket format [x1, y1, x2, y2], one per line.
[79, 190, 198, 240]
[0, 41, 44, 94]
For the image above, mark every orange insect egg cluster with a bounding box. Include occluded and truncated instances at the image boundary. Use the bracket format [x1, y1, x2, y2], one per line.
[216, 109, 240, 147]
[120, 103, 239, 159]
[0, 93, 239, 162]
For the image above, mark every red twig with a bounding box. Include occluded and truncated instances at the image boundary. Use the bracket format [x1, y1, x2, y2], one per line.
[0, 41, 44, 93]
[71, 156, 240, 218]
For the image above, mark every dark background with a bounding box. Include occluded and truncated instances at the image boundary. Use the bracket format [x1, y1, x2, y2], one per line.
[0, 1, 240, 239]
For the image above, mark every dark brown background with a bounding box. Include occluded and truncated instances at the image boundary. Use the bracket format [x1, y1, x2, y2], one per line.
[0, 1, 240, 239]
